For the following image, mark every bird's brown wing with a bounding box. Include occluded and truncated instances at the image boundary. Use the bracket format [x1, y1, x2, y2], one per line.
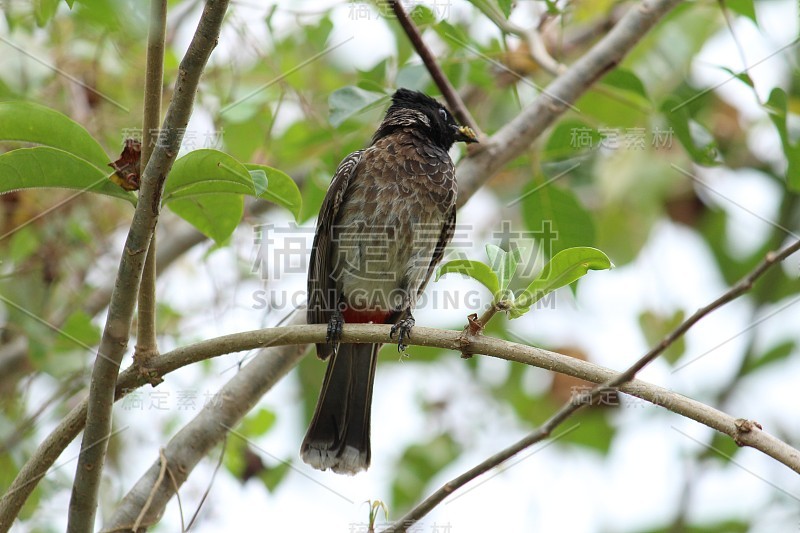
[308, 150, 363, 360]
[417, 203, 456, 299]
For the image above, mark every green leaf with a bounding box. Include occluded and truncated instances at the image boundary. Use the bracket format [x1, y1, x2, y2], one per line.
[392, 434, 460, 512]
[433, 20, 471, 50]
[562, 410, 615, 455]
[53, 311, 101, 354]
[485, 243, 521, 294]
[165, 149, 253, 243]
[240, 408, 277, 437]
[8, 226, 39, 263]
[167, 195, 242, 245]
[764, 88, 800, 191]
[396, 64, 431, 92]
[544, 119, 601, 160]
[601, 68, 651, 108]
[512, 247, 612, 318]
[408, 4, 435, 26]
[328, 86, 386, 127]
[0, 147, 135, 202]
[258, 461, 290, 492]
[436, 259, 500, 297]
[725, 0, 757, 25]
[702, 432, 741, 464]
[34, 0, 60, 26]
[465, 0, 509, 26]
[717, 65, 754, 88]
[742, 340, 795, 374]
[638, 310, 687, 364]
[497, 0, 512, 17]
[520, 179, 595, 256]
[164, 149, 255, 199]
[661, 96, 721, 166]
[0, 101, 109, 169]
[245, 163, 302, 220]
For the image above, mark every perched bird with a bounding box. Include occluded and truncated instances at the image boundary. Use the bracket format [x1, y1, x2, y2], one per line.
[301, 88, 478, 474]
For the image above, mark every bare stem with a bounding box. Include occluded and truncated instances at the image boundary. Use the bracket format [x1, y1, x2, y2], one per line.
[65, 2, 229, 531]
[135, 0, 168, 365]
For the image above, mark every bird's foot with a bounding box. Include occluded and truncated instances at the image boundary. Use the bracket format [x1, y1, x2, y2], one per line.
[390, 316, 415, 352]
[327, 311, 344, 345]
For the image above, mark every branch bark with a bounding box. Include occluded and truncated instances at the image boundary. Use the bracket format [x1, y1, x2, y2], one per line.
[65, 2, 229, 531]
[456, 0, 685, 206]
[109, 319, 800, 526]
[134, 0, 169, 364]
[383, 239, 800, 532]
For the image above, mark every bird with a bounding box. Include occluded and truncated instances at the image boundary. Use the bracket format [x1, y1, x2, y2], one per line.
[301, 88, 478, 475]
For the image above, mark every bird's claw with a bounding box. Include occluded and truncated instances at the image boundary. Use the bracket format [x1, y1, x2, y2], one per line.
[327, 312, 344, 345]
[390, 317, 415, 352]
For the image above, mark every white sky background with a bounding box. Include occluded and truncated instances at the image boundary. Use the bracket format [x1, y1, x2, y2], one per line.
[11, 0, 800, 531]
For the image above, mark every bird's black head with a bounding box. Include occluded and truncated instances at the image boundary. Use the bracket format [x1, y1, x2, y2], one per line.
[372, 88, 478, 150]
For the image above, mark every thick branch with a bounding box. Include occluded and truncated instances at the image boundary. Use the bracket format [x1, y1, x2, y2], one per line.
[135, 0, 169, 363]
[110, 319, 800, 526]
[456, 0, 685, 206]
[65, 2, 229, 531]
[102, 311, 307, 530]
[388, 0, 480, 136]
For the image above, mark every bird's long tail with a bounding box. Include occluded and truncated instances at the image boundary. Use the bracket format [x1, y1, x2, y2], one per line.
[300, 343, 378, 475]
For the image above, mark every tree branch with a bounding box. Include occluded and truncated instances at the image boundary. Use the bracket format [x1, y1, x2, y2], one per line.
[1, 0, 690, 525]
[456, 0, 686, 205]
[384, 238, 800, 532]
[387, 0, 481, 137]
[134, 0, 169, 365]
[470, 0, 564, 75]
[110, 312, 800, 526]
[5, 227, 800, 529]
[65, 2, 229, 531]
[102, 310, 308, 531]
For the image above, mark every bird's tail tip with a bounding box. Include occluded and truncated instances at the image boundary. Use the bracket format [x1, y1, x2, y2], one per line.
[300, 442, 369, 475]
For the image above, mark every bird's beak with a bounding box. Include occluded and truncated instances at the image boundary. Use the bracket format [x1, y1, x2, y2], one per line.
[452, 124, 479, 143]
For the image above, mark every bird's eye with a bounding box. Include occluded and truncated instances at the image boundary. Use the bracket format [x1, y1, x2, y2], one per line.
[438, 108, 447, 121]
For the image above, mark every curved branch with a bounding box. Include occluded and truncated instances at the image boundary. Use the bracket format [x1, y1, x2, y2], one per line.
[66, 1, 230, 531]
[456, 0, 686, 205]
[384, 240, 800, 532]
[107, 320, 800, 527]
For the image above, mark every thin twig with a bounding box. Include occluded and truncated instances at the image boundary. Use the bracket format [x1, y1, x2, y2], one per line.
[65, 2, 230, 531]
[387, 0, 481, 137]
[185, 436, 227, 530]
[135, 0, 168, 365]
[470, 0, 564, 75]
[383, 238, 800, 532]
[133, 448, 168, 532]
[164, 457, 186, 532]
